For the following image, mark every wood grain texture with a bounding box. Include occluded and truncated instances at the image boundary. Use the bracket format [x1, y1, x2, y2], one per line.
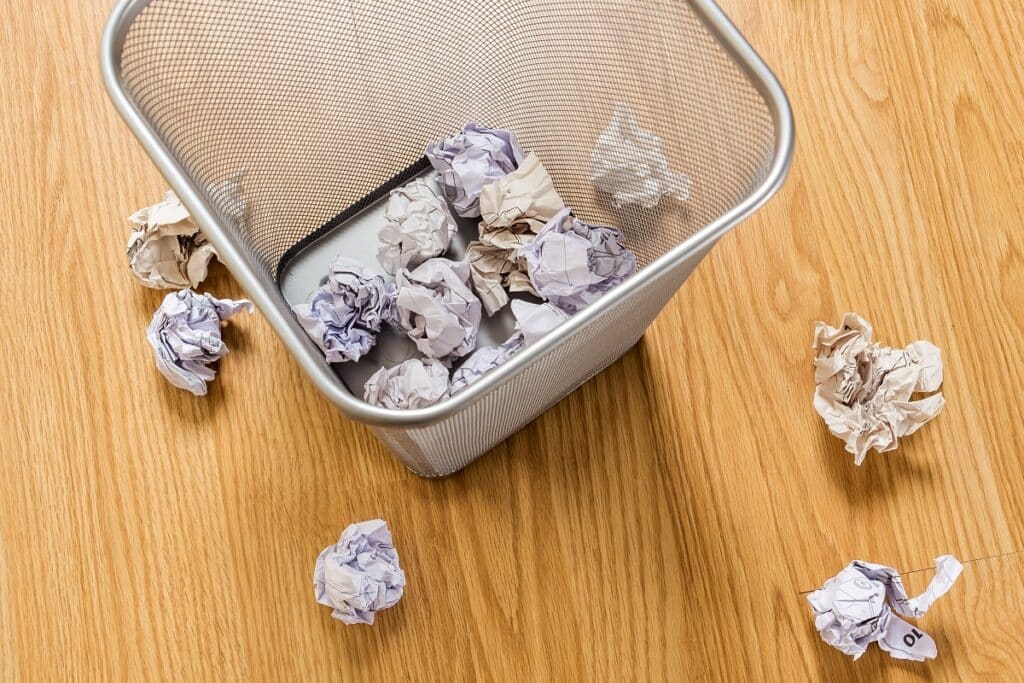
[1, 0, 1023, 680]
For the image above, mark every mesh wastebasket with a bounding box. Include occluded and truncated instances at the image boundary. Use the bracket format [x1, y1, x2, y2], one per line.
[102, 0, 793, 476]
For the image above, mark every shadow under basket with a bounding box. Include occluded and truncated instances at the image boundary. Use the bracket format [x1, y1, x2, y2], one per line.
[102, 0, 793, 476]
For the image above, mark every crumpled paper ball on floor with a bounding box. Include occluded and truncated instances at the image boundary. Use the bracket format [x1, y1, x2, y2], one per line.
[127, 190, 217, 290]
[146, 289, 252, 396]
[314, 520, 406, 626]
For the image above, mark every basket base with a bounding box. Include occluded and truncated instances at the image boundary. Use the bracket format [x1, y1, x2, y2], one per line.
[391, 333, 644, 478]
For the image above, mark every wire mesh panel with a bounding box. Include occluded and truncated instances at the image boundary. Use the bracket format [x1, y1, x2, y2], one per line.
[118, 0, 775, 274]
[107, 0, 790, 474]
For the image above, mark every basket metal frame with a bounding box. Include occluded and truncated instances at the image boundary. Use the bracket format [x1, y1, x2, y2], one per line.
[101, 0, 793, 431]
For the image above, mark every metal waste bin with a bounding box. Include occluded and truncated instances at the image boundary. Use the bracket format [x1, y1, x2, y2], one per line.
[102, 0, 793, 476]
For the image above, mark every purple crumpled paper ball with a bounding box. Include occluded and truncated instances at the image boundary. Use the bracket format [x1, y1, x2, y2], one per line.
[146, 289, 253, 396]
[519, 208, 637, 313]
[292, 256, 394, 363]
[314, 520, 406, 626]
[425, 123, 525, 217]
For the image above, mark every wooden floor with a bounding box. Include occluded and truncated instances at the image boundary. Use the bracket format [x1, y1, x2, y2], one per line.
[2, 0, 1023, 680]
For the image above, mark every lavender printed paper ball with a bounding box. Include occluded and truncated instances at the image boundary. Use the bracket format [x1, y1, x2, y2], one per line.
[449, 336, 524, 395]
[292, 256, 394, 363]
[425, 123, 525, 217]
[519, 208, 637, 313]
[146, 289, 253, 396]
[314, 520, 406, 626]
[363, 358, 451, 410]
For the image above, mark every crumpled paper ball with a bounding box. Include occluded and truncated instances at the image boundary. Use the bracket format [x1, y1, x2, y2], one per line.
[127, 191, 217, 289]
[464, 241, 536, 317]
[519, 208, 637, 313]
[809, 565, 891, 659]
[812, 313, 945, 464]
[425, 123, 524, 217]
[479, 152, 565, 235]
[314, 520, 406, 625]
[146, 290, 253, 396]
[590, 102, 692, 208]
[808, 556, 963, 661]
[364, 358, 451, 409]
[394, 258, 482, 364]
[377, 178, 456, 274]
[467, 152, 566, 315]
[448, 299, 570, 395]
[292, 256, 395, 363]
[511, 299, 570, 346]
[449, 336, 524, 395]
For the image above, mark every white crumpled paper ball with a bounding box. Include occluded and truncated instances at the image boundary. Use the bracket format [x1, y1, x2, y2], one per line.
[377, 178, 456, 274]
[314, 520, 406, 625]
[812, 313, 945, 464]
[510, 299, 570, 346]
[363, 358, 451, 410]
[807, 556, 963, 662]
[590, 102, 692, 209]
[394, 258, 482, 364]
[127, 191, 217, 290]
[808, 565, 891, 660]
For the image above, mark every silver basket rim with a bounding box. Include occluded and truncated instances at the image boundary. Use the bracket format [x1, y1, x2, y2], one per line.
[101, 0, 794, 428]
